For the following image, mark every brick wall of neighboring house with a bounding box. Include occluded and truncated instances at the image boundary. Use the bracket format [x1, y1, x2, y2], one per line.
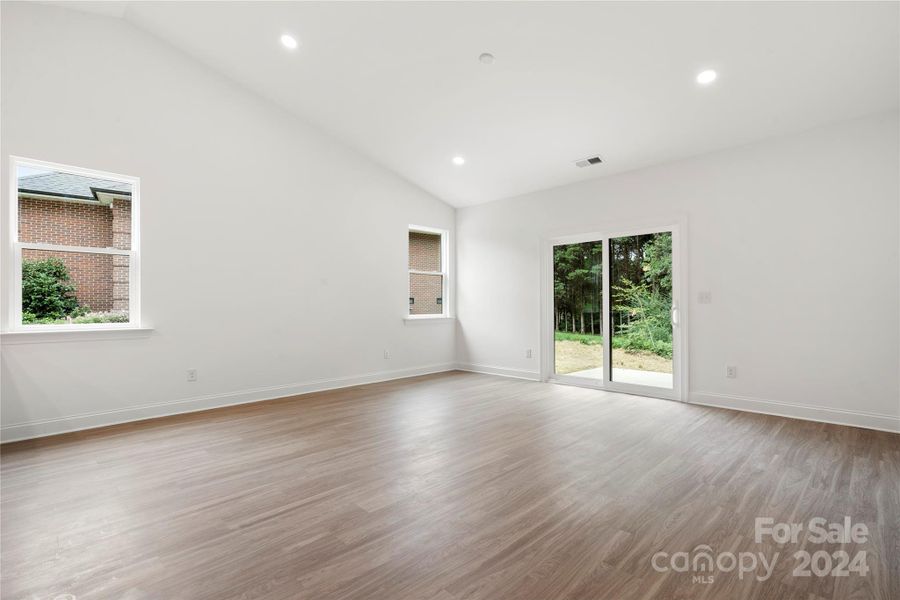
[18, 196, 131, 314]
[19, 197, 113, 247]
[111, 199, 131, 312]
[409, 273, 443, 315]
[408, 232, 443, 315]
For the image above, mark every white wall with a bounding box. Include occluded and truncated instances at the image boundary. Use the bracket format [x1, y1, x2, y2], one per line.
[457, 112, 900, 431]
[0, 2, 456, 441]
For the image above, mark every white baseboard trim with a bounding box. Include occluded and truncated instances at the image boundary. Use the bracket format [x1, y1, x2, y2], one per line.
[1, 362, 457, 443]
[455, 362, 541, 381]
[7, 367, 894, 442]
[690, 391, 900, 434]
[449, 369, 897, 432]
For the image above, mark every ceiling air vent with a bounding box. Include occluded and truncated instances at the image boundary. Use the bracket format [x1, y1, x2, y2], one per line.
[575, 155, 603, 168]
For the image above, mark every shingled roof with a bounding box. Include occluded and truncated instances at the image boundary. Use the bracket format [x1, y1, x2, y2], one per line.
[18, 171, 132, 201]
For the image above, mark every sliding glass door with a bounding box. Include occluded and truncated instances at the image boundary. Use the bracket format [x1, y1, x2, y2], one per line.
[548, 225, 682, 400]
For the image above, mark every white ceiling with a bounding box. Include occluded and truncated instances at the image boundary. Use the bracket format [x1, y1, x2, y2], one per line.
[56, 2, 900, 207]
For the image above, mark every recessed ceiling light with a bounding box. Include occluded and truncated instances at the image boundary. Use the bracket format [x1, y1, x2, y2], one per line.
[479, 53, 495, 65]
[280, 34, 299, 50]
[452, 156, 466, 166]
[696, 69, 717, 85]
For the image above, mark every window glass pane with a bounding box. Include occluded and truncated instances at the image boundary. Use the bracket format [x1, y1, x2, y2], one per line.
[17, 165, 132, 249]
[609, 232, 673, 388]
[553, 241, 603, 378]
[409, 231, 441, 272]
[21, 249, 129, 325]
[409, 273, 443, 315]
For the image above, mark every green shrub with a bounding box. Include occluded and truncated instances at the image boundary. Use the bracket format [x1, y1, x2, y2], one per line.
[70, 313, 129, 324]
[22, 258, 81, 322]
[21, 312, 128, 325]
[612, 279, 673, 359]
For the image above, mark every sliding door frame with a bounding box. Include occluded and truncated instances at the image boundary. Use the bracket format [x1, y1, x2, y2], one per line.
[540, 216, 688, 402]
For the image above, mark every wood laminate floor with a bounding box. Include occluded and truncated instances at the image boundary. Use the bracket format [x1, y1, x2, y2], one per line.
[2, 371, 898, 600]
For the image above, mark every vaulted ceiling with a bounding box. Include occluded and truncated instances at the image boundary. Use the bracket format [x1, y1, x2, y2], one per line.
[50, 1, 900, 206]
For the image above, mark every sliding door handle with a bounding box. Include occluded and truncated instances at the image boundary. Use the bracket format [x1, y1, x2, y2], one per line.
[671, 305, 679, 326]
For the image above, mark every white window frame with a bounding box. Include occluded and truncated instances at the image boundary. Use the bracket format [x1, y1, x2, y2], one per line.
[6, 156, 141, 332]
[407, 224, 450, 319]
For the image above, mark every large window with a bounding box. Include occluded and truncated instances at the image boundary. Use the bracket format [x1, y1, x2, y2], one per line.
[408, 225, 449, 318]
[8, 157, 140, 330]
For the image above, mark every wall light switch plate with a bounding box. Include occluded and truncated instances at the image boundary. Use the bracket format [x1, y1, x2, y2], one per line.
[187, 369, 198, 382]
[698, 291, 712, 304]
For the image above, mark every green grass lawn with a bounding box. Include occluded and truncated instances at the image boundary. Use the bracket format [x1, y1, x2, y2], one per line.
[554, 331, 603, 345]
[555, 330, 671, 359]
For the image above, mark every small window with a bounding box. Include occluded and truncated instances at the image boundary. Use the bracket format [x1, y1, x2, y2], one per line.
[408, 226, 448, 317]
[9, 157, 140, 330]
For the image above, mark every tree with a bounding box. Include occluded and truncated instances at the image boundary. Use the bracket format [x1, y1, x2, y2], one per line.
[22, 258, 80, 322]
[554, 242, 602, 334]
[642, 232, 672, 291]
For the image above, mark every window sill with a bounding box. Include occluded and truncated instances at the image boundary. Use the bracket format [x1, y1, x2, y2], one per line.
[403, 316, 456, 324]
[1, 327, 155, 345]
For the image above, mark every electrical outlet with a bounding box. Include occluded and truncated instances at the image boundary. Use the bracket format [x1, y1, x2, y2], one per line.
[726, 365, 737, 379]
[383, 350, 390, 359]
[698, 291, 712, 304]
[187, 369, 198, 382]
[525, 349, 533, 359]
